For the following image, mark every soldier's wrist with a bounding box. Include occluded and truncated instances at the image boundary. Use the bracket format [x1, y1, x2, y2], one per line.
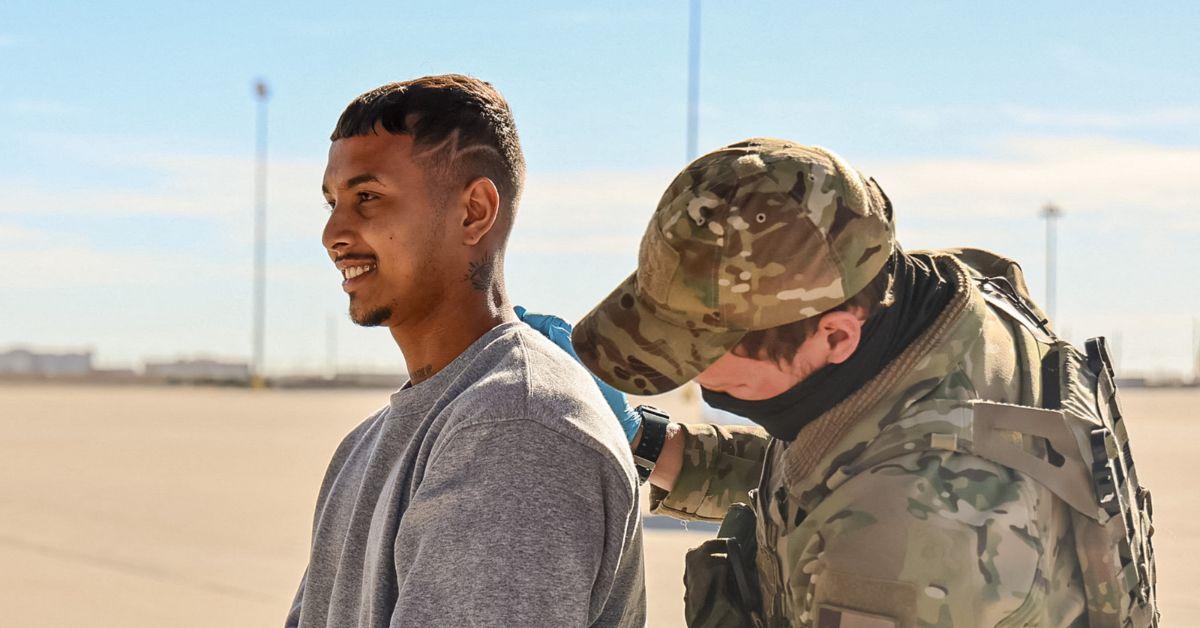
[649, 422, 684, 492]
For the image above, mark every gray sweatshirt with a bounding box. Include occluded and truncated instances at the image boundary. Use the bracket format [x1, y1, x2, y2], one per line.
[285, 322, 646, 628]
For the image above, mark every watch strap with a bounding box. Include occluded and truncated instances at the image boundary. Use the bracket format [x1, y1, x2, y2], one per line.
[632, 405, 670, 482]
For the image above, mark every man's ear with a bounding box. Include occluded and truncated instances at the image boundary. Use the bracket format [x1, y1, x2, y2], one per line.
[460, 177, 501, 246]
[819, 311, 863, 365]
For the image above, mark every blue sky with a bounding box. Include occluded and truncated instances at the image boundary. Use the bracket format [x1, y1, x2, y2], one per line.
[2, 1, 1198, 376]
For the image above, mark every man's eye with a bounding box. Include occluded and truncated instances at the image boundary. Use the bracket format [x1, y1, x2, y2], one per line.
[357, 191, 377, 203]
[323, 201, 335, 213]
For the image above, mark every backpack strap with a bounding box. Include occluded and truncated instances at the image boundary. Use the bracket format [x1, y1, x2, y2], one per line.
[975, 276, 1057, 344]
[850, 401, 1103, 522]
[968, 402, 1101, 521]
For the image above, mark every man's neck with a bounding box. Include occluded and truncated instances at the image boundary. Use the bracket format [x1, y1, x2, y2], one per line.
[389, 284, 517, 385]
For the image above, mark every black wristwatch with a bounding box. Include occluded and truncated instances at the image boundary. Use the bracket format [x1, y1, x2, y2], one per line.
[632, 405, 671, 483]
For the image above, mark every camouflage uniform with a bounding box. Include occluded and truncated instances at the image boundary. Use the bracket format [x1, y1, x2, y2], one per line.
[572, 140, 1089, 627]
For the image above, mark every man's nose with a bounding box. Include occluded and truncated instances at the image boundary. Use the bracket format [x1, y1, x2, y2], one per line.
[322, 206, 355, 254]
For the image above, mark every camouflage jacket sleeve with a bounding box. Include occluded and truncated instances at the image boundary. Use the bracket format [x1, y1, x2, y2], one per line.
[792, 450, 1066, 627]
[649, 422, 770, 522]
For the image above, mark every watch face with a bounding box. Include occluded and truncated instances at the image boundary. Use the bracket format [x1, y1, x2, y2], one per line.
[636, 464, 651, 483]
[638, 405, 670, 422]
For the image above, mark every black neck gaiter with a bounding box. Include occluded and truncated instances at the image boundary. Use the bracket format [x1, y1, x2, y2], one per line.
[701, 251, 956, 441]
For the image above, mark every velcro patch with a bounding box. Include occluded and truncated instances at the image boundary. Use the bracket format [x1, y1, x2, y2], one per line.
[929, 433, 958, 450]
[637, 227, 681, 306]
[817, 605, 898, 628]
[811, 570, 916, 627]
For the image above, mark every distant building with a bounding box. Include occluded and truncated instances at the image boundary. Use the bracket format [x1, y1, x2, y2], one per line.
[144, 359, 250, 383]
[0, 348, 93, 377]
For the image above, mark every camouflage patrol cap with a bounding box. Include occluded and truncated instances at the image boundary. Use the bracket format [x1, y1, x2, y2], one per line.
[572, 138, 895, 396]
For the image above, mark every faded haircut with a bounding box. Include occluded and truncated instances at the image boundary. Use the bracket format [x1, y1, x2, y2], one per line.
[331, 74, 526, 229]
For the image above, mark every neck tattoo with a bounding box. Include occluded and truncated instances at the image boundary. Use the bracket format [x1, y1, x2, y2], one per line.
[410, 365, 434, 383]
[465, 259, 495, 292]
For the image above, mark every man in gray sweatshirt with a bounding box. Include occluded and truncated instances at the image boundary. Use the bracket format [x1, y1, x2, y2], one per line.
[285, 75, 645, 627]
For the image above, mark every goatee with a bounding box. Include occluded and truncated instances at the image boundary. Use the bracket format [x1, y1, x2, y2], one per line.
[350, 301, 391, 327]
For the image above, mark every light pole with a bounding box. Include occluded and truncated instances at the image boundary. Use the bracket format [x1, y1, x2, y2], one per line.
[252, 79, 269, 387]
[326, 313, 337, 380]
[1041, 203, 1063, 323]
[686, 0, 701, 162]
[1193, 317, 1199, 385]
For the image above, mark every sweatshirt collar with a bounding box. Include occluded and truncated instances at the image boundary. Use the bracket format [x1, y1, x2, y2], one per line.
[387, 321, 524, 414]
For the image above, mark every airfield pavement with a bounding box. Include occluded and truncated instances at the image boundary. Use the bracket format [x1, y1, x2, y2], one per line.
[1, 383, 1195, 627]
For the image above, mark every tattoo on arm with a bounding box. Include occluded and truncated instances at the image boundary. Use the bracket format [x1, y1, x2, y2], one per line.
[410, 365, 434, 383]
[465, 259, 495, 292]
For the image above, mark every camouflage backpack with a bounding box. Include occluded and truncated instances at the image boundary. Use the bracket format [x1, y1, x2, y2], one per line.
[950, 249, 1159, 626]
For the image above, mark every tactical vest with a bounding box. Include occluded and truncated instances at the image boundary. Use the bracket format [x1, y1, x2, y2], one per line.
[803, 251, 1160, 626]
[685, 250, 1159, 627]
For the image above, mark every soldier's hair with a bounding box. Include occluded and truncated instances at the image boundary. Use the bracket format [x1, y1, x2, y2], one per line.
[732, 264, 894, 364]
[331, 75, 525, 231]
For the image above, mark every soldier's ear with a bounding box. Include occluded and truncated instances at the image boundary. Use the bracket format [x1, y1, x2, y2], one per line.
[820, 311, 863, 365]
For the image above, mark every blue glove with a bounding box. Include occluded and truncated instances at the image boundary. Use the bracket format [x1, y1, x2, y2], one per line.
[515, 305, 641, 443]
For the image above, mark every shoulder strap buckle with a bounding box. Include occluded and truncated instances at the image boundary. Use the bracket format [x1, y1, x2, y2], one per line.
[976, 276, 1057, 342]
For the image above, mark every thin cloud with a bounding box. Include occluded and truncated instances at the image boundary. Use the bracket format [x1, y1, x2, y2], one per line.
[891, 104, 1200, 133]
[869, 136, 1200, 223]
[535, 7, 662, 27]
[519, 169, 671, 222]
[511, 233, 641, 254]
[0, 223, 53, 245]
[1, 144, 329, 243]
[0, 240, 229, 290]
[4, 100, 86, 116]
[999, 105, 1200, 130]
[511, 169, 671, 254]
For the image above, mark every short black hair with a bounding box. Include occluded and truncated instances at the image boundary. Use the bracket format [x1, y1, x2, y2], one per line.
[332, 74, 525, 225]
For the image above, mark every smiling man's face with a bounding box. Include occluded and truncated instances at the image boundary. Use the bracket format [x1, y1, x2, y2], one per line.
[321, 129, 452, 328]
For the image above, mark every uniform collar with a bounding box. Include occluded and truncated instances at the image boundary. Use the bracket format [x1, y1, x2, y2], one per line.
[779, 253, 989, 491]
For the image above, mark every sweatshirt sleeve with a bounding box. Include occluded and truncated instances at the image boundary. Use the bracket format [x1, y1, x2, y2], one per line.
[285, 413, 381, 628]
[283, 568, 305, 628]
[649, 422, 770, 522]
[390, 418, 641, 628]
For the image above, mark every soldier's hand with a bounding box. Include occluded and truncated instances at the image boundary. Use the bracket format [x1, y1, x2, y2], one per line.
[515, 306, 641, 443]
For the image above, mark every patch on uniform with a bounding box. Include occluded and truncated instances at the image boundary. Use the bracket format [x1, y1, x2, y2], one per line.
[817, 605, 898, 628]
[929, 433, 958, 450]
[811, 570, 916, 627]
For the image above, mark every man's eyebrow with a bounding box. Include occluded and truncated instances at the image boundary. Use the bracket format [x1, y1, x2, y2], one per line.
[346, 173, 381, 188]
[322, 174, 382, 196]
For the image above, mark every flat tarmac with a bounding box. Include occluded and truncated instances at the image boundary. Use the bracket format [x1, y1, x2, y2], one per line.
[1, 384, 1195, 626]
